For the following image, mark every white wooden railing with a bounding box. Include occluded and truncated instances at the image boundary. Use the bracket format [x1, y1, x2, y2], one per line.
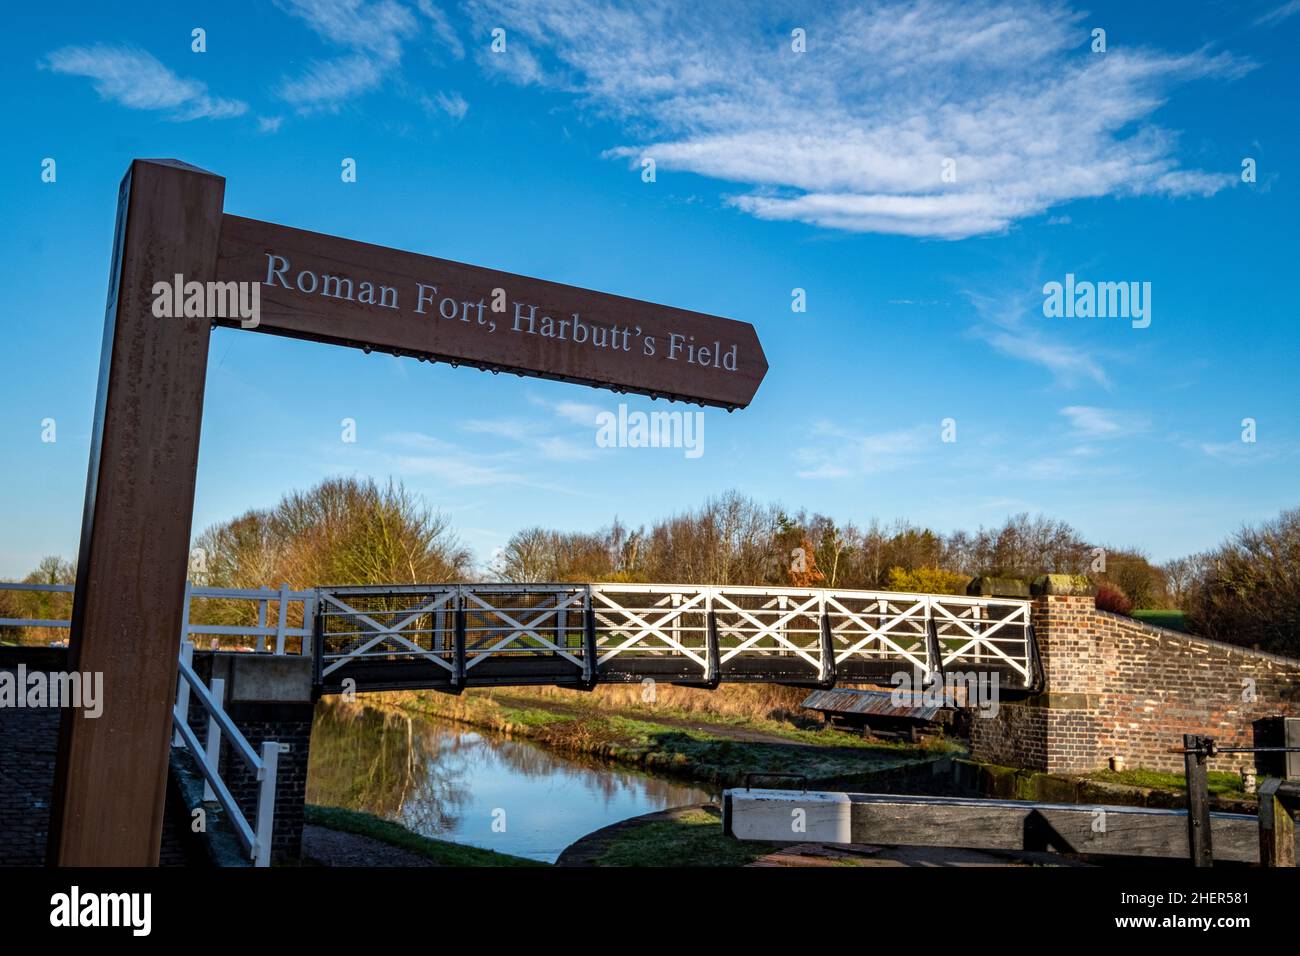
[172, 642, 279, 866]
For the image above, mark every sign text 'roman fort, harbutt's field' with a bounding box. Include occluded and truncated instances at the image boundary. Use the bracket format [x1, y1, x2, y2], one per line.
[215, 215, 767, 409]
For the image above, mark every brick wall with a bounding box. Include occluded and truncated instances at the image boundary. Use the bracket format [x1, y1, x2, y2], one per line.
[213, 701, 313, 862]
[0, 667, 61, 865]
[971, 594, 1300, 773]
[1, 649, 192, 865]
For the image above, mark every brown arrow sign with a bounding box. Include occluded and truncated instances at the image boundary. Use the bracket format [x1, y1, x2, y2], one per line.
[214, 215, 767, 409]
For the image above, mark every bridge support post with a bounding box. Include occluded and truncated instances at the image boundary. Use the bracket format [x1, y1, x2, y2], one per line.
[817, 612, 836, 687]
[582, 597, 599, 687]
[453, 594, 467, 688]
[704, 610, 721, 688]
[924, 608, 944, 687]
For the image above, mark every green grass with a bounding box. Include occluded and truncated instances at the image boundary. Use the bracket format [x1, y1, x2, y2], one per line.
[305, 804, 547, 866]
[609, 701, 945, 751]
[1132, 609, 1189, 633]
[495, 703, 572, 727]
[600, 714, 931, 784]
[594, 808, 777, 867]
[1085, 767, 1244, 798]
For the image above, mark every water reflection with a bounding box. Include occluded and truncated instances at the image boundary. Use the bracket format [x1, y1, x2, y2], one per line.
[308, 699, 714, 862]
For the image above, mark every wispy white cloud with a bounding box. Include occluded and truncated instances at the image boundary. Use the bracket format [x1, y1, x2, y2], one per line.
[275, 0, 464, 113]
[967, 287, 1111, 388]
[1059, 405, 1148, 439]
[796, 421, 933, 479]
[423, 89, 468, 119]
[1255, 1, 1300, 26]
[465, 0, 1252, 239]
[379, 429, 596, 487]
[417, 0, 466, 59]
[539, 397, 605, 426]
[41, 45, 246, 120]
[459, 394, 607, 462]
[278, 52, 386, 109]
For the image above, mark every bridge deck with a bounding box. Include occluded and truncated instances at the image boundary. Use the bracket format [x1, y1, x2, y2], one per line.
[311, 583, 1040, 697]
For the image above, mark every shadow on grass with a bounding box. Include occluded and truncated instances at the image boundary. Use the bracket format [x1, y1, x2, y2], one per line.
[591, 806, 778, 867]
[305, 804, 547, 867]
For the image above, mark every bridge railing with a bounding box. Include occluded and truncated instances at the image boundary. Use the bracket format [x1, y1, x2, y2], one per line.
[2, 579, 1037, 694]
[312, 583, 1038, 692]
[0, 580, 316, 654]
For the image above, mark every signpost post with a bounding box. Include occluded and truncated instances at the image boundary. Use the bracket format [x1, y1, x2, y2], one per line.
[50, 158, 767, 865]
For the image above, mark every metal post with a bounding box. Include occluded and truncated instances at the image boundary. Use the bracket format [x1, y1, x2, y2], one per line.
[300, 594, 315, 658]
[311, 593, 324, 688]
[924, 599, 943, 686]
[582, 590, 598, 686]
[671, 591, 681, 650]
[254, 741, 280, 867]
[274, 582, 289, 655]
[778, 594, 788, 656]
[203, 677, 225, 802]
[180, 580, 193, 649]
[818, 608, 836, 687]
[255, 592, 268, 653]
[173, 641, 194, 746]
[1184, 733, 1214, 867]
[705, 602, 721, 687]
[453, 591, 467, 687]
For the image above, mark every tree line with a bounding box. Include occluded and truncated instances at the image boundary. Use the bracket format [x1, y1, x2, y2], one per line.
[2, 478, 1296, 657]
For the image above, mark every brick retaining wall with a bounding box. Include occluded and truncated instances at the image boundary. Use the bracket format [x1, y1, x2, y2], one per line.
[971, 594, 1300, 773]
[1, 648, 191, 865]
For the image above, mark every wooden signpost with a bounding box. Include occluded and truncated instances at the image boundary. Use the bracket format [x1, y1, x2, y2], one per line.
[49, 159, 766, 865]
[216, 216, 767, 409]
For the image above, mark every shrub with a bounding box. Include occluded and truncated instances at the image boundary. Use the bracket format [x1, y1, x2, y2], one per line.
[884, 566, 971, 595]
[1095, 582, 1133, 616]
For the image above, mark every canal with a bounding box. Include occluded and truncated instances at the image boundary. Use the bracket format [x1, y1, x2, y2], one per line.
[306, 699, 715, 862]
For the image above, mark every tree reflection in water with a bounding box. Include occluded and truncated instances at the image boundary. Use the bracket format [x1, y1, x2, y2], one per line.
[307, 698, 713, 861]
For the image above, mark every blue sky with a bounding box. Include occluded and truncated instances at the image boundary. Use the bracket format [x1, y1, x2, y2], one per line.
[1, 0, 1297, 578]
